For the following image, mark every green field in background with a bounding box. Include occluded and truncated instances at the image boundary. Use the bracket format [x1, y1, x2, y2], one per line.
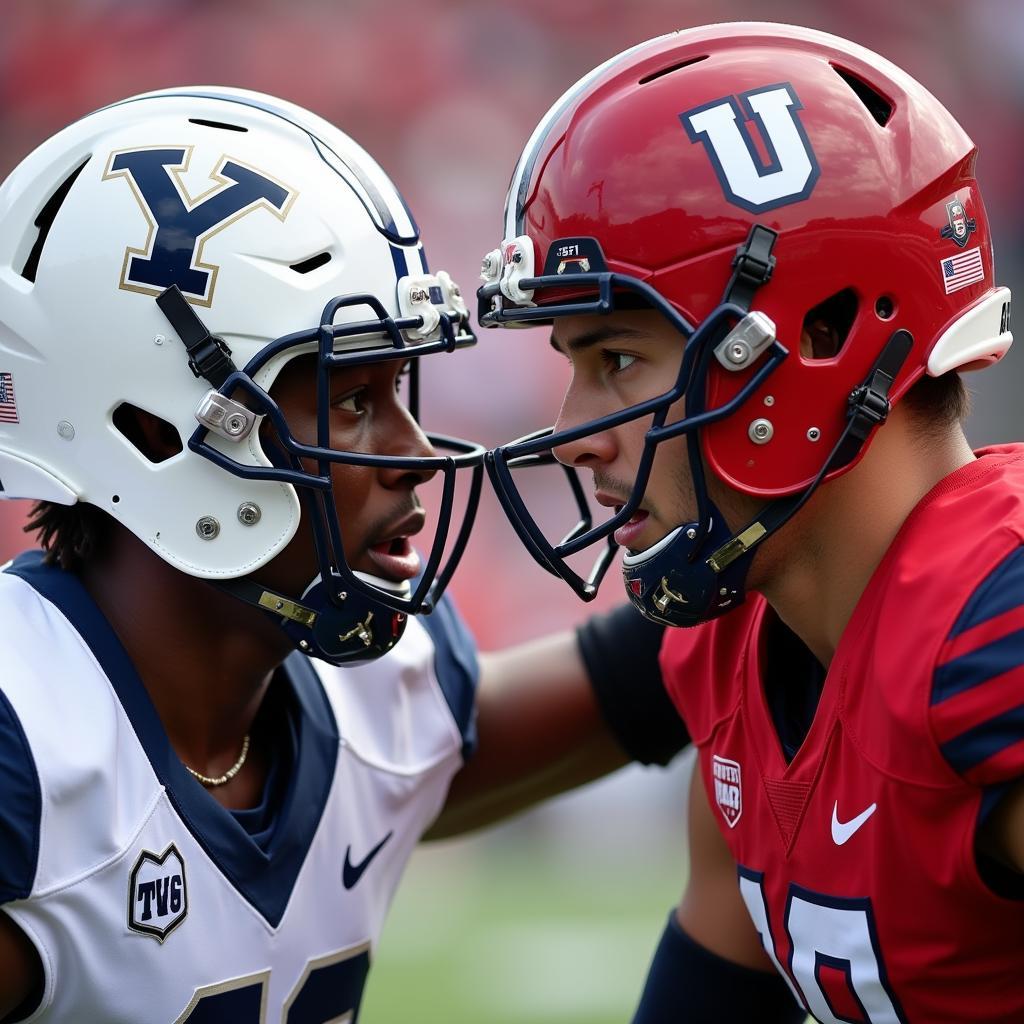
[362, 838, 685, 1023]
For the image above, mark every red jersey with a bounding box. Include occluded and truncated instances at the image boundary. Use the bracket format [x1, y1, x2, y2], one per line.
[661, 445, 1024, 1024]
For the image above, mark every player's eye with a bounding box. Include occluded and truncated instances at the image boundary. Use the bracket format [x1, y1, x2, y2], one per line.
[333, 388, 366, 414]
[602, 350, 637, 374]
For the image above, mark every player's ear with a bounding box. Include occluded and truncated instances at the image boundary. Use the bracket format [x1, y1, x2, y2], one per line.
[111, 403, 183, 464]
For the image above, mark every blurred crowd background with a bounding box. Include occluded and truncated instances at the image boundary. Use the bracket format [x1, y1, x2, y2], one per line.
[1, 2, 1022, 1020]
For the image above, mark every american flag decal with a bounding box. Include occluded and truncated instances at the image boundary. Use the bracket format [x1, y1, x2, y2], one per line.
[940, 247, 984, 294]
[0, 373, 18, 424]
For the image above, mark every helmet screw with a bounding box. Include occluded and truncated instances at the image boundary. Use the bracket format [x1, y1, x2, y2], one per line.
[727, 342, 749, 364]
[686, 527, 697, 540]
[57, 420, 75, 440]
[224, 413, 247, 436]
[719, 587, 728, 596]
[763, 395, 775, 407]
[481, 251, 501, 279]
[337, 591, 348, 601]
[807, 427, 821, 442]
[409, 287, 429, 304]
[154, 334, 165, 346]
[237, 502, 261, 526]
[195, 516, 220, 540]
[299, 640, 310, 651]
[749, 418, 774, 444]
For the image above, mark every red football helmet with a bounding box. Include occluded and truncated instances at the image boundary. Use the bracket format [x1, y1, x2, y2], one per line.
[479, 23, 1011, 621]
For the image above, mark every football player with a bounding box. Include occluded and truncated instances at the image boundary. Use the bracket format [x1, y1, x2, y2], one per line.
[479, 23, 1022, 1024]
[0, 88, 683, 1021]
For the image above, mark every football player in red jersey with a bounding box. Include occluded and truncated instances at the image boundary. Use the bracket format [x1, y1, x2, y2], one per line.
[480, 22, 1021, 1024]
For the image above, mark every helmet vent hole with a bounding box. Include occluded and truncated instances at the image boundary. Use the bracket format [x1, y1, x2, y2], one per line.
[290, 252, 332, 275]
[112, 403, 183, 464]
[638, 55, 708, 85]
[801, 288, 858, 361]
[830, 65, 894, 127]
[20, 160, 88, 283]
[875, 296, 895, 320]
[188, 118, 248, 133]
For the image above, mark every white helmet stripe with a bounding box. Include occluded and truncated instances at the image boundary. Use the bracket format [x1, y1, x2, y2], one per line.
[503, 34, 674, 240]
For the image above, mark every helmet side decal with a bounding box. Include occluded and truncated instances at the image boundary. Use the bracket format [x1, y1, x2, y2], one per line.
[0, 373, 18, 424]
[940, 247, 984, 294]
[940, 197, 977, 248]
[103, 146, 297, 307]
[681, 83, 820, 213]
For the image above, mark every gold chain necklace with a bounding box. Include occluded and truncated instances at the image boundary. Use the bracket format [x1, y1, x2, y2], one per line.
[183, 734, 251, 787]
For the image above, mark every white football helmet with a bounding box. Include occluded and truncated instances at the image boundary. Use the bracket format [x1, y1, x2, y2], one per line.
[0, 87, 484, 664]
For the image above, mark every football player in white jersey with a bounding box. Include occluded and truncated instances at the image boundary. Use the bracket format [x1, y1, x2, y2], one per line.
[0, 89, 683, 1022]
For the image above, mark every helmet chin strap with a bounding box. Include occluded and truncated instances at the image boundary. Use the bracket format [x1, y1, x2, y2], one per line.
[211, 571, 410, 666]
[622, 327, 913, 627]
[156, 284, 412, 666]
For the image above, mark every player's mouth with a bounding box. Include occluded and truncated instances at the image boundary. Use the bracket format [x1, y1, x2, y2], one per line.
[365, 510, 425, 581]
[612, 507, 650, 550]
[596, 490, 651, 551]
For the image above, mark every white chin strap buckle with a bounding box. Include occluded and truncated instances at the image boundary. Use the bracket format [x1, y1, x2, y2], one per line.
[398, 271, 469, 341]
[481, 235, 536, 307]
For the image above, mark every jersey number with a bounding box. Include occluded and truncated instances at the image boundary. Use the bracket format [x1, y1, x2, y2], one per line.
[175, 943, 369, 1023]
[739, 868, 908, 1024]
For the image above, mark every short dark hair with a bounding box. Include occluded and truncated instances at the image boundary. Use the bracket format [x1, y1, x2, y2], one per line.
[24, 501, 112, 572]
[900, 370, 970, 427]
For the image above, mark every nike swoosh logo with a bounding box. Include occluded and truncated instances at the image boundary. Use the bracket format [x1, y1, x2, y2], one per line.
[343, 830, 393, 890]
[831, 801, 877, 846]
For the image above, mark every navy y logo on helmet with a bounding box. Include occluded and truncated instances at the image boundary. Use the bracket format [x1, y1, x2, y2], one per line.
[681, 84, 819, 213]
[104, 147, 296, 306]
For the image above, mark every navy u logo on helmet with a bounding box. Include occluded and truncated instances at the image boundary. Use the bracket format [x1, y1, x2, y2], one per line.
[103, 147, 296, 306]
[681, 83, 820, 213]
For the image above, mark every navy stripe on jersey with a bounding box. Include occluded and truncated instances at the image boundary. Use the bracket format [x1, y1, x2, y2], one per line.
[949, 547, 1024, 637]
[0, 688, 41, 902]
[932, 546, 1024, 780]
[5, 551, 338, 928]
[940, 704, 1024, 777]
[932, 629, 1024, 706]
[419, 593, 479, 760]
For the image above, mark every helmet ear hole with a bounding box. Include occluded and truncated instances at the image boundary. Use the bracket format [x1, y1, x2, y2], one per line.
[800, 288, 858, 360]
[112, 403, 183, 464]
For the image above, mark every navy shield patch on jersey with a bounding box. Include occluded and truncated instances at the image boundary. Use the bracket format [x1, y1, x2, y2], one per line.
[103, 147, 296, 307]
[681, 83, 820, 213]
[128, 844, 188, 942]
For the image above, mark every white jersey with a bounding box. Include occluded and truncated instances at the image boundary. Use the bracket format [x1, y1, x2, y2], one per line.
[0, 552, 477, 1022]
